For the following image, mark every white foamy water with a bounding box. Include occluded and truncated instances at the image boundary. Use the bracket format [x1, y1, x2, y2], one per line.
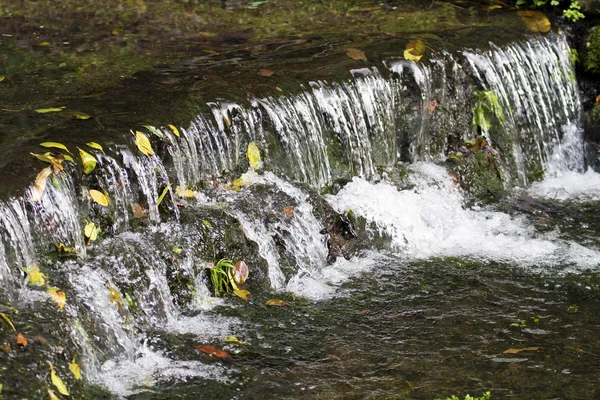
[327, 163, 600, 269]
[528, 169, 600, 201]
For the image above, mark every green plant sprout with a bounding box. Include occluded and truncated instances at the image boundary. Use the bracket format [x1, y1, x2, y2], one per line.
[472, 90, 505, 132]
[437, 391, 491, 400]
[207, 258, 249, 297]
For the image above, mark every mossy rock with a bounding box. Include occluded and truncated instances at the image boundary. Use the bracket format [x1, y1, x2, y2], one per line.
[584, 26, 600, 74]
[449, 149, 505, 204]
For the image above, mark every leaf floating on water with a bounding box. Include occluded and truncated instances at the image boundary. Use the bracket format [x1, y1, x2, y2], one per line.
[344, 47, 367, 61]
[30, 152, 65, 173]
[48, 362, 69, 396]
[234, 261, 249, 284]
[77, 147, 97, 174]
[282, 206, 294, 217]
[24, 264, 46, 286]
[258, 69, 274, 77]
[89, 189, 110, 207]
[31, 166, 53, 203]
[517, 10, 551, 33]
[0, 312, 16, 331]
[247, 142, 261, 170]
[84, 222, 99, 242]
[168, 124, 180, 137]
[143, 125, 164, 138]
[233, 289, 251, 301]
[503, 347, 540, 354]
[86, 142, 105, 154]
[73, 112, 91, 120]
[157, 186, 170, 206]
[404, 39, 426, 61]
[35, 106, 65, 114]
[47, 287, 66, 309]
[69, 358, 81, 380]
[40, 142, 72, 154]
[266, 299, 289, 307]
[194, 345, 232, 359]
[16, 333, 28, 347]
[48, 389, 61, 400]
[134, 131, 155, 156]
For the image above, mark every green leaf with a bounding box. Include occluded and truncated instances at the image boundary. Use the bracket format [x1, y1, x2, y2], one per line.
[78, 147, 97, 174]
[247, 142, 261, 170]
[143, 125, 164, 138]
[63, 154, 74, 162]
[202, 219, 212, 228]
[40, 142, 72, 154]
[73, 112, 91, 120]
[157, 186, 170, 206]
[35, 106, 65, 114]
[86, 142, 105, 154]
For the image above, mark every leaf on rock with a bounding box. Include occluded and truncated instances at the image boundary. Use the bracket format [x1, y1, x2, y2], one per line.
[48, 362, 69, 396]
[35, 106, 65, 114]
[157, 186, 170, 206]
[47, 287, 66, 309]
[16, 333, 28, 347]
[266, 299, 289, 307]
[84, 222, 99, 242]
[86, 142, 105, 154]
[194, 345, 232, 359]
[503, 347, 540, 354]
[56, 243, 77, 254]
[258, 69, 274, 77]
[69, 358, 81, 380]
[143, 125, 164, 138]
[224, 336, 242, 344]
[24, 264, 46, 286]
[89, 189, 110, 207]
[234, 261, 249, 284]
[31, 166, 53, 203]
[107, 285, 122, 306]
[428, 99, 438, 114]
[168, 124, 180, 137]
[518, 10, 551, 33]
[77, 147, 97, 174]
[282, 206, 294, 217]
[73, 112, 91, 120]
[233, 289, 251, 301]
[63, 154, 74, 163]
[134, 131, 155, 156]
[344, 47, 367, 61]
[40, 142, 72, 154]
[175, 186, 196, 198]
[0, 312, 16, 331]
[131, 203, 148, 219]
[48, 389, 61, 400]
[404, 39, 426, 61]
[247, 142, 261, 170]
[30, 152, 65, 173]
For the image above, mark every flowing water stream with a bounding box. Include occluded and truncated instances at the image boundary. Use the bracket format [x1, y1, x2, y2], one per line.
[0, 33, 599, 399]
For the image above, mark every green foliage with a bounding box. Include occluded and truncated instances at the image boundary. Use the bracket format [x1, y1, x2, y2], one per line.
[437, 391, 491, 400]
[208, 258, 238, 297]
[516, 0, 584, 22]
[472, 90, 505, 132]
[585, 28, 600, 74]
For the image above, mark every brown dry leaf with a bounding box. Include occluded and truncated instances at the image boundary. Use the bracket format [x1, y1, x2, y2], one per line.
[31, 166, 52, 203]
[258, 69, 274, 77]
[282, 205, 294, 217]
[517, 10, 551, 33]
[596, 94, 600, 103]
[428, 99, 438, 114]
[345, 47, 367, 61]
[131, 203, 148, 219]
[16, 333, 28, 347]
[266, 299, 289, 307]
[194, 345, 232, 359]
[503, 346, 540, 354]
[234, 261, 249, 284]
[0, 343, 10, 352]
[276, 87, 283, 92]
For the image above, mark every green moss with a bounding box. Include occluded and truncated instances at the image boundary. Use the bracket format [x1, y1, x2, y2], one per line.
[450, 147, 505, 204]
[584, 27, 600, 74]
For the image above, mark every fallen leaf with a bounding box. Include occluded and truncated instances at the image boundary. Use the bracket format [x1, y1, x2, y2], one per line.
[73, 112, 91, 120]
[69, 358, 81, 380]
[89, 189, 110, 207]
[0, 343, 10, 352]
[143, 125, 164, 138]
[266, 299, 289, 307]
[47, 287, 66, 309]
[157, 186, 170, 206]
[0, 313, 16, 331]
[0, 76, 4, 82]
[16, 333, 27, 347]
[282, 206, 294, 217]
[30, 152, 65, 173]
[107, 285, 122, 305]
[596, 94, 600, 103]
[78, 147, 97, 174]
[86, 142, 105, 154]
[233, 289, 251, 301]
[345, 47, 367, 61]
[234, 261, 249, 284]
[275, 86, 283, 92]
[84, 222, 99, 242]
[168, 124, 180, 137]
[35, 106, 65, 114]
[258, 69, 274, 77]
[48, 389, 60, 400]
[194, 345, 232, 358]
[55, 243, 77, 254]
[63, 154, 74, 162]
[175, 186, 196, 198]
[247, 142, 261, 170]
[224, 336, 242, 343]
[503, 347, 540, 354]
[24, 265, 46, 286]
[48, 362, 69, 396]
[31, 166, 52, 202]
[428, 99, 438, 114]
[518, 10, 551, 33]
[131, 203, 148, 219]
[404, 39, 426, 61]
[202, 219, 212, 228]
[40, 142, 71, 154]
[134, 131, 155, 156]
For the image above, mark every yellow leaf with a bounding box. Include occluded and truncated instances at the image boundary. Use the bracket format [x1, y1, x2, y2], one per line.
[55, 243, 77, 253]
[275, 86, 283, 92]
[134, 131, 155, 156]
[258, 69, 274, 77]
[35, 106, 65, 114]
[31, 166, 53, 203]
[175, 186, 196, 198]
[86, 142, 105, 154]
[266, 299, 289, 307]
[0, 312, 16, 331]
[503, 347, 540, 354]
[48, 362, 69, 396]
[73, 112, 91, 120]
[69, 358, 81, 380]
[344, 47, 367, 61]
[39, 41, 50, 46]
[63, 154, 74, 162]
[224, 336, 241, 343]
[518, 10, 551, 33]
[233, 289, 251, 301]
[404, 39, 426, 61]
[48, 389, 61, 400]
[232, 177, 245, 189]
[47, 287, 66, 309]
[40, 142, 72, 154]
[89, 189, 110, 207]
[247, 142, 261, 170]
[30, 152, 65, 173]
[84, 222, 99, 242]
[107, 285, 123, 309]
[157, 186, 170, 206]
[24, 265, 46, 286]
[0, 76, 4, 82]
[168, 124, 180, 137]
[77, 147, 97, 174]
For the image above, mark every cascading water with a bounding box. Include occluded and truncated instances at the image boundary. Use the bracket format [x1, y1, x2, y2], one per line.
[1, 32, 599, 398]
